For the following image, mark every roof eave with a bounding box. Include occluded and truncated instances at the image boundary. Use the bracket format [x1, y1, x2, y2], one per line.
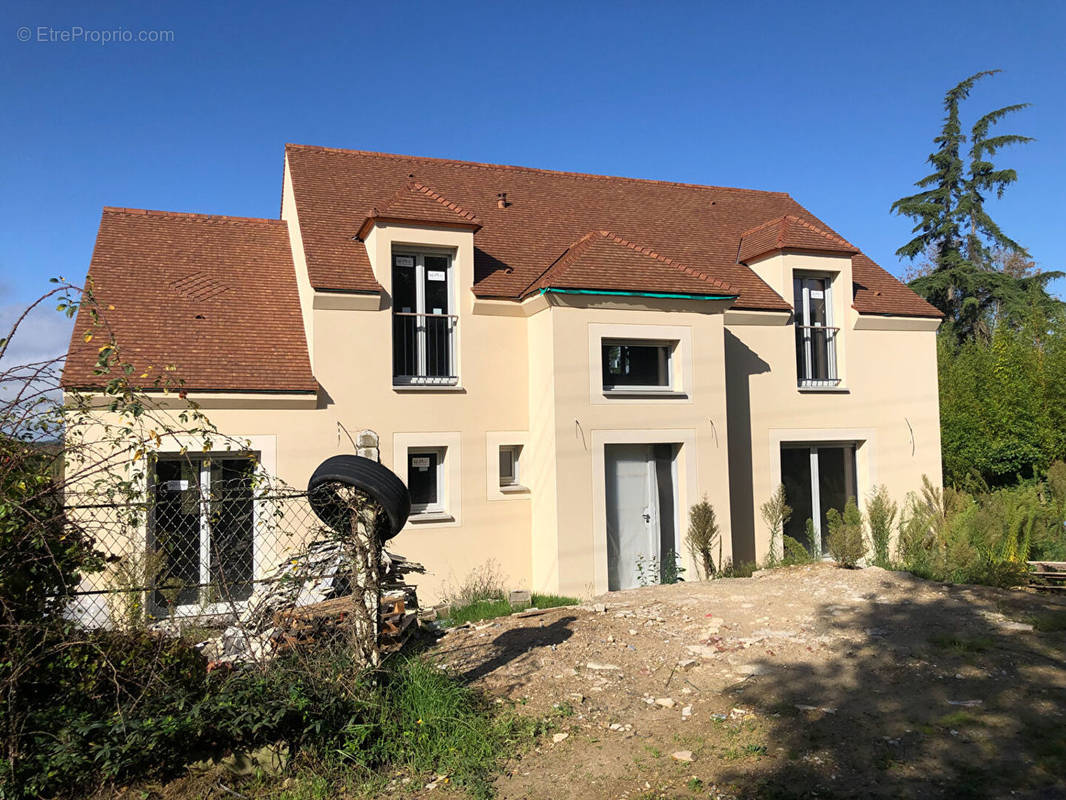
[355, 215, 482, 241]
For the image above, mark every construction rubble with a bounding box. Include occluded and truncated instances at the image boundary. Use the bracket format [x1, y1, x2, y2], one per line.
[198, 541, 424, 665]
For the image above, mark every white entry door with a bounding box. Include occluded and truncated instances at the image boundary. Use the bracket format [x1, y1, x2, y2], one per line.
[605, 444, 660, 590]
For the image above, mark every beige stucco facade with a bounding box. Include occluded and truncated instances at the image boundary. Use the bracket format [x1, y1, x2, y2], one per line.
[72, 157, 943, 610]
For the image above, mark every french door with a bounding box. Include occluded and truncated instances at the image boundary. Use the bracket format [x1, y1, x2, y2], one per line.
[780, 444, 857, 555]
[149, 454, 256, 615]
[793, 275, 838, 387]
[392, 252, 456, 384]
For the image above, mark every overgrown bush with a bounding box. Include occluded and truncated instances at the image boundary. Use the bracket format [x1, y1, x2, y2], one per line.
[866, 485, 899, 568]
[760, 484, 791, 568]
[685, 496, 720, 580]
[826, 499, 866, 568]
[895, 471, 1065, 586]
[2, 627, 531, 799]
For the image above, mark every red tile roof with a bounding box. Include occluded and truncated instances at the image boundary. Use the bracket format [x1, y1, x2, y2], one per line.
[851, 254, 942, 317]
[355, 182, 482, 240]
[62, 208, 317, 393]
[738, 215, 859, 264]
[285, 144, 937, 317]
[524, 231, 737, 299]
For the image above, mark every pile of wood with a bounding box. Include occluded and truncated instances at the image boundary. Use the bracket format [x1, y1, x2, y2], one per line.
[1028, 561, 1066, 592]
[268, 549, 425, 655]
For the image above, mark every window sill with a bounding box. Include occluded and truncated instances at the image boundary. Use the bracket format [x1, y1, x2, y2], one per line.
[408, 511, 455, 524]
[602, 389, 688, 399]
[499, 483, 530, 495]
[393, 384, 466, 393]
[797, 385, 849, 394]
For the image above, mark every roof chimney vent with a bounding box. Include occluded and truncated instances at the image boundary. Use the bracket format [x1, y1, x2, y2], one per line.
[497, 192, 509, 209]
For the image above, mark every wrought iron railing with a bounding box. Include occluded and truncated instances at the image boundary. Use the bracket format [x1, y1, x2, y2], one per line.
[392, 312, 458, 385]
[795, 324, 839, 388]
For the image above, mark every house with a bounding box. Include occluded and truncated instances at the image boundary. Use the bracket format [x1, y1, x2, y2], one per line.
[63, 144, 942, 605]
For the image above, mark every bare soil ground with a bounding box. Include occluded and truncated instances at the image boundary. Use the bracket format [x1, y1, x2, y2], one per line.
[430, 565, 1066, 799]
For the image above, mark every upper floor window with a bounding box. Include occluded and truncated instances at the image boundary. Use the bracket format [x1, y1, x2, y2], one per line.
[392, 251, 457, 385]
[601, 340, 673, 392]
[794, 275, 839, 388]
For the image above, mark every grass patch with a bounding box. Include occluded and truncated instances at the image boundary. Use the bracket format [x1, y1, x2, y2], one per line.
[937, 711, 984, 728]
[531, 592, 580, 609]
[1031, 610, 1066, 632]
[928, 633, 995, 653]
[442, 593, 580, 627]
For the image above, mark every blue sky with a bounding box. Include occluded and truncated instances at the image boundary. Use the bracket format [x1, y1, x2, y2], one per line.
[2, 0, 1063, 363]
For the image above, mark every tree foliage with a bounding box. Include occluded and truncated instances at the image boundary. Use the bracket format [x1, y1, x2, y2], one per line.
[892, 70, 1062, 339]
[938, 304, 1066, 487]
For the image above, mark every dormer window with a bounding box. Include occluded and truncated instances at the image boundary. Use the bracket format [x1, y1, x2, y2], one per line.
[794, 274, 839, 388]
[392, 250, 457, 385]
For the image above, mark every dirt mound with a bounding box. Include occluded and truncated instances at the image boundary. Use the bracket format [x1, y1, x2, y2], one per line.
[431, 564, 1066, 799]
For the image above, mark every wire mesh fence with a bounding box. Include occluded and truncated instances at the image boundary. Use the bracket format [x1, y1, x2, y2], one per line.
[64, 474, 335, 631]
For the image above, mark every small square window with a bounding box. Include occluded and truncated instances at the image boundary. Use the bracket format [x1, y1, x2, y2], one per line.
[601, 340, 672, 391]
[408, 448, 445, 513]
[499, 445, 522, 487]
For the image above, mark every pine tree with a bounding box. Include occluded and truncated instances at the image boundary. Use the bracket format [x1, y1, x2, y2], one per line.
[892, 70, 1060, 339]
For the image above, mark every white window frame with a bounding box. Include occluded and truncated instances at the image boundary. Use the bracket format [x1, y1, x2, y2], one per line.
[499, 444, 521, 488]
[794, 274, 839, 388]
[600, 338, 675, 393]
[148, 452, 260, 618]
[392, 249, 457, 386]
[407, 446, 447, 515]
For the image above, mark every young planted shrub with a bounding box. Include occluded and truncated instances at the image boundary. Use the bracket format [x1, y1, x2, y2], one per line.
[759, 485, 791, 568]
[866, 485, 899, 568]
[826, 499, 866, 568]
[685, 496, 720, 580]
[782, 534, 814, 566]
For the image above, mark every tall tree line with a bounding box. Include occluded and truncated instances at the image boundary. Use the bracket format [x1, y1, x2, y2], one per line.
[894, 71, 1065, 486]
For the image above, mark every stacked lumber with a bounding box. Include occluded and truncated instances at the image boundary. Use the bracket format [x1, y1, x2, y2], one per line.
[265, 550, 425, 654]
[1029, 561, 1066, 592]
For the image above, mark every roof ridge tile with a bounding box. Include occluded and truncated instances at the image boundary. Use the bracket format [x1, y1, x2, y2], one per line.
[285, 143, 791, 197]
[102, 207, 284, 226]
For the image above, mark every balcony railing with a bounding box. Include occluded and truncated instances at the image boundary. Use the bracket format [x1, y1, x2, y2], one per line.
[393, 312, 458, 385]
[795, 324, 839, 388]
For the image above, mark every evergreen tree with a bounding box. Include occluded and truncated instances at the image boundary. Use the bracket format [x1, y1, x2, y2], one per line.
[892, 70, 1060, 338]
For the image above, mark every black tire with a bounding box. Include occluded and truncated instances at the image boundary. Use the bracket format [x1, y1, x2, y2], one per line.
[307, 455, 411, 540]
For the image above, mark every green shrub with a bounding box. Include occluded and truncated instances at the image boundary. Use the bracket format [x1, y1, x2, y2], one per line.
[759, 484, 791, 567]
[826, 499, 866, 568]
[2, 626, 211, 797]
[894, 473, 1063, 587]
[866, 485, 898, 568]
[685, 496, 720, 580]
[2, 629, 529, 799]
[717, 560, 758, 578]
[782, 535, 814, 566]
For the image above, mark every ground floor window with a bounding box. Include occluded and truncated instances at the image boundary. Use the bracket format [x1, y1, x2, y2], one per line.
[780, 444, 857, 555]
[499, 444, 522, 487]
[149, 453, 257, 614]
[408, 447, 446, 514]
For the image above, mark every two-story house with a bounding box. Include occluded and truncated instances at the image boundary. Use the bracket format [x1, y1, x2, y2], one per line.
[63, 145, 943, 604]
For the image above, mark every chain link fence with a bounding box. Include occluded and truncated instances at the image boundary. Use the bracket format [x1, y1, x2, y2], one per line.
[60, 455, 423, 664]
[65, 475, 327, 630]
